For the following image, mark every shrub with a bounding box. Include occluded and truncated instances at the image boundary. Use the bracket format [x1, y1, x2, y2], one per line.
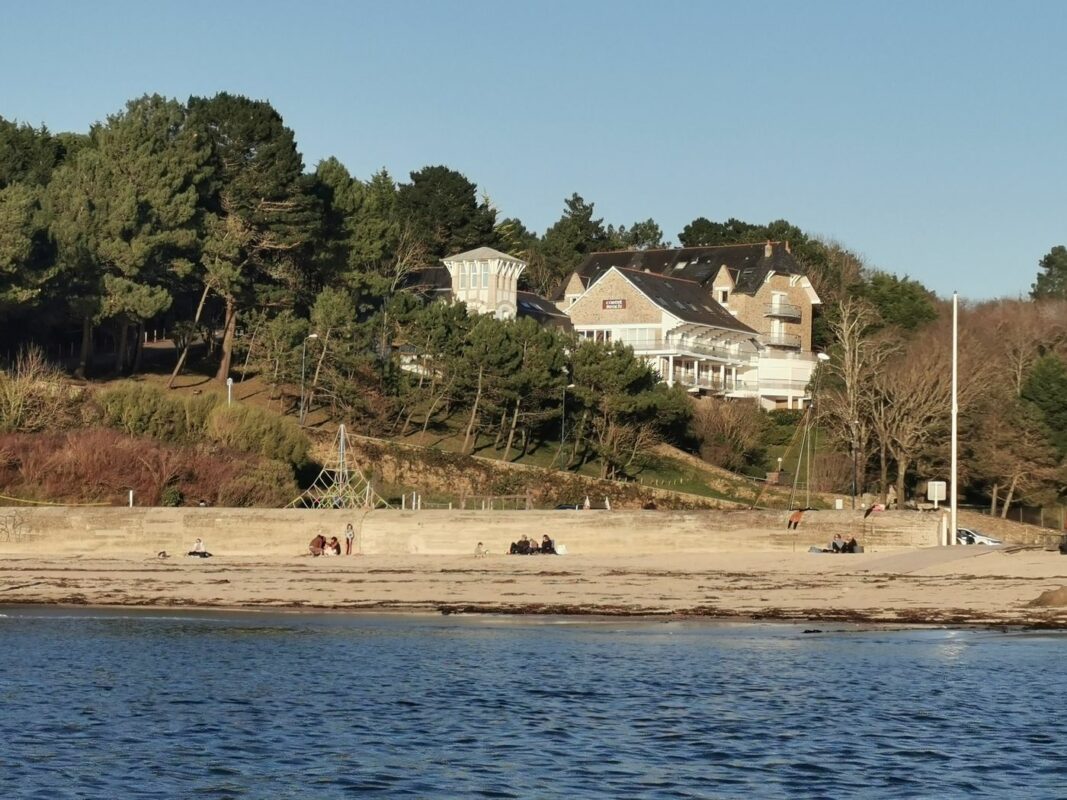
[160, 485, 184, 507]
[184, 391, 222, 436]
[0, 347, 86, 433]
[216, 459, 299, 507]
[99, 383, 188, 442]
[205, 403, 309, 465]
[692, 397, 767, 471]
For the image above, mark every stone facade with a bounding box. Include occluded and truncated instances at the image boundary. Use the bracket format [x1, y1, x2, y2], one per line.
[566, 270, 663, 327]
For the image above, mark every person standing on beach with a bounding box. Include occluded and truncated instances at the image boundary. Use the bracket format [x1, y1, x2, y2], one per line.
[344, 523, 355, 555]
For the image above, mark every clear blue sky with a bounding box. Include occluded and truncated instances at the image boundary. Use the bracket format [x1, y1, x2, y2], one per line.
[3, 0, 1065, 300]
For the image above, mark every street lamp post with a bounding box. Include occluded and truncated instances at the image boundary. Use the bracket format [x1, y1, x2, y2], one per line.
[561, 384, 566, 443]
[851, 420, 859, 510]
[299, 333, 318, 426]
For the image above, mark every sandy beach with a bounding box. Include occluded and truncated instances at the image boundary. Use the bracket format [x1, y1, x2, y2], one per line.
[3, 547, 1067, 627]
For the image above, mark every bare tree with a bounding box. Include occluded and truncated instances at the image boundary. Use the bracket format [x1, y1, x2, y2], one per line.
[821, 297, 898, 498]
[691, 397, 765, 471]
[875, 315, 987, 506]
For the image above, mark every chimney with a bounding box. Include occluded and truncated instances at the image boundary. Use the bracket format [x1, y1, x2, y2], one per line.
[764, 240, 773, 258]
[784, 240, 791, 254]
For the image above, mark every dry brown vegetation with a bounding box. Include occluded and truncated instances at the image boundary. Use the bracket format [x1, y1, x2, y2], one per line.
[0, 429, 297, 507]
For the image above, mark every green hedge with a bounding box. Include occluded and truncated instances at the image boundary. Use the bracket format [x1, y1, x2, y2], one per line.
[98, 382, 308, 466]
[205, 403, 309, 465]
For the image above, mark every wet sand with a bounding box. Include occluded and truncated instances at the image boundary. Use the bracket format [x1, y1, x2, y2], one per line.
[2, 547, 1066, 627]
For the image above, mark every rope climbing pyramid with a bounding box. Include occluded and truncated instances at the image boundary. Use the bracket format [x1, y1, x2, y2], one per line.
[288, 424, 392, 509]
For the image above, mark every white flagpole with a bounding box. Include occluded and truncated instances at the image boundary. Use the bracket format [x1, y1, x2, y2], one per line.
[950, 292, 958, 546]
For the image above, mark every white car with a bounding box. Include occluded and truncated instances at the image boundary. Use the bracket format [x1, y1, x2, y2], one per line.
[956, 527, 1002, 546]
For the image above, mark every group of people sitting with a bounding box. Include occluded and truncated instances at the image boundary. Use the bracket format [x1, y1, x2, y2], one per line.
[828, 534, 860, 553]
[309, 534, 342, 556]
[509, 534, 556, 555]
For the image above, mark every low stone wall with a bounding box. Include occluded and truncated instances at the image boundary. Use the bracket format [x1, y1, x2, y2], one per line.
[0, 507, 940, 556]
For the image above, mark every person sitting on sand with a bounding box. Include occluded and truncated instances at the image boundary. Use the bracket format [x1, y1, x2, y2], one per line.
[327, 536, 342, 556]
[541, 535, 556, 555]
[309, 534, 327, 556]
[831, 534, 845, 553]
[475, 542, 488, 558]
[187, 538, 212, 558]
[843, 537, 859, 554]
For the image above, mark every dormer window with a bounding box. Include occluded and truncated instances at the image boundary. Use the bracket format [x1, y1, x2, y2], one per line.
[718, 289, 729, 304]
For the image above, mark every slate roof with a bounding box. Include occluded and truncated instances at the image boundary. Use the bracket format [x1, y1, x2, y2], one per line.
[614, 268, 758, 335]
[567, 242, 803, 298]
[443, 246, 525, 263]
[516, 291, 568, 320]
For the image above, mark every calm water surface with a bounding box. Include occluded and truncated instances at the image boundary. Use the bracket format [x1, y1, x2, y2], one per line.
[0, 609, 1064, 799]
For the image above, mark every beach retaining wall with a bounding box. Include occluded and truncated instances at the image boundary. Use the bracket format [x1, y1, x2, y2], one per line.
[0, 507, 940, 556]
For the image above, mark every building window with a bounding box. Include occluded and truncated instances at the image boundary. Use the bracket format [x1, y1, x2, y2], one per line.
[481, 262, 489, 288]
[459, 264, 467, 289]
[718, 289, 729, 304]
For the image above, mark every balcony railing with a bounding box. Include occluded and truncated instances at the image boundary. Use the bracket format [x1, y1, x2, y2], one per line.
[673, 373, 758, 393]
[762, 331, 802, 349]
[764, 302, 801, 321]
[628, 339, 754, 364]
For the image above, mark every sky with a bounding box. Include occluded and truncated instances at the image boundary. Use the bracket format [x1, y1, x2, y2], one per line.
[3, 0, 1066, 300]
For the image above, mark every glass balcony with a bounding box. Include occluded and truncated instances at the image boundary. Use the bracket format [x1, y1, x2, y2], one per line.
[762, 331, 802, 349]
[763, 302, 802, 321]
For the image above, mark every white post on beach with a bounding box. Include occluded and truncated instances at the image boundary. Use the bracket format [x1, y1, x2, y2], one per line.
[950, 292, 959, 546]
[401, 494, 406, 510]
[226, 377, 233, 406]
[128, 489, 134, 508]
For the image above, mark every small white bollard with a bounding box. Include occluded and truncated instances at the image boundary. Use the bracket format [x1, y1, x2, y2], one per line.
[128, 490, 134, 508]
[226, 377, 233, 406]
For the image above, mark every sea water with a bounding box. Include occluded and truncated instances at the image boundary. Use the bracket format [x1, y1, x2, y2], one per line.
[0, 608, 1063, 799]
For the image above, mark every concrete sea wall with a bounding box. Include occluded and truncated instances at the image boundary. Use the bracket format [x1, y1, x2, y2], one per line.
[0, 507, 940, 556]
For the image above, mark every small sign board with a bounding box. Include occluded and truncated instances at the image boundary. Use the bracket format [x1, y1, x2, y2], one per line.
[927, 480, 946, 505]
[602, 299, 626, 310]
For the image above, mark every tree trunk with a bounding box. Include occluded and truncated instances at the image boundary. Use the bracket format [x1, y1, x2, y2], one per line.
[214, 296, 237, 383]
[421, 376, 454, 435]
[990, 483, 999, 516]
[1001, 475, 1019, 519]
[462, 367, 484, 455]
[503, 400, 521, 462]
[131, 322, 146, 374]
[493, 409, 508, 450]
[238, 316, 263, 383]
[894, 453, 908, 511]
[879, 442, 889, 506]
[115, 319, 129, 374]
[565, 410, 589, 470]
[75, 316, 93, 379]
[168, 283, 212, 388]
